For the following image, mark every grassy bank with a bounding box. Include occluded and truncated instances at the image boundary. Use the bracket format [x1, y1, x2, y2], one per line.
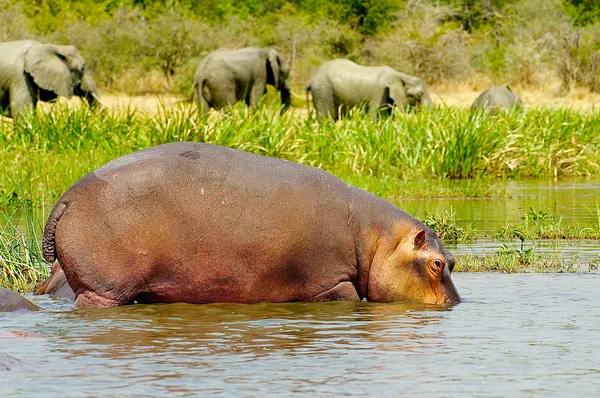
[2, 104, 600, 209]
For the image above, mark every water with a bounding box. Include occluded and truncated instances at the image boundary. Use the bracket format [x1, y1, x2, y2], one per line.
[399, 177, 600, 231]
[1, 273, 599, 396]
[2, 178, 599, 395]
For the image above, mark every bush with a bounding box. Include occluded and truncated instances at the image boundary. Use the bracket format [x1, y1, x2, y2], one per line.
[2, 0, 600, 95]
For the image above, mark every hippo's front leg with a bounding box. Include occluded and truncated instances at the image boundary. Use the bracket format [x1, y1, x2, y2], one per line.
[314, 281, 360, 301]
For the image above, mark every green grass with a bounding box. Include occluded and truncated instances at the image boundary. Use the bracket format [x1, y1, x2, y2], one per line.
[0, 206, 47, 293]
[2, 104, 600, 289]
[2, 104, 600, 210]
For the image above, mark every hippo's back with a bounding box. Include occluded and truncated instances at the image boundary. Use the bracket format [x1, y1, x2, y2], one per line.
[47, 142, 358, 306]
[0, 288, 39, 312]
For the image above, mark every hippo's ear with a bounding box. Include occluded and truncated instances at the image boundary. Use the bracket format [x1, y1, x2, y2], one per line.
[436, 230, 442, 238]
[413, 229, 427, 249]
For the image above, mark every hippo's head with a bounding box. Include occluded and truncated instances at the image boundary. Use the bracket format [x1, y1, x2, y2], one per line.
[367, 227, 461, 305]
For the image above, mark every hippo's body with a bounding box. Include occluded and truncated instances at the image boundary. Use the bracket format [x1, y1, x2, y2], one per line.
[43, 142, 460, 308]
[0, 288, 39, 312]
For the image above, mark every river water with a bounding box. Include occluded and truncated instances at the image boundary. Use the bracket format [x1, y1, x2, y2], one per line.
[2, 178, 599, 395]
[400, 177, 600, 231]
[1, 273, 599, 396]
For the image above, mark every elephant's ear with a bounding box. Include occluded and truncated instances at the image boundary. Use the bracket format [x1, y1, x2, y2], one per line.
[266, 49, 281, 88]
[387, 76, 407, 105]
[24, 43, 77, 97]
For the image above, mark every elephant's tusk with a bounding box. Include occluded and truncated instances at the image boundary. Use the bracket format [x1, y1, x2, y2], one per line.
[291, 91, 305, 100]
[91, 92, 106, 108]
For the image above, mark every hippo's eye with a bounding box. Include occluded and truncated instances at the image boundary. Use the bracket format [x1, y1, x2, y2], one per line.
[434, 260, 443, 268]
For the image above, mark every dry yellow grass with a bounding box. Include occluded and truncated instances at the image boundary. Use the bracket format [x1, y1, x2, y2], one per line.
[2, 79, 598, 122]
[431, 79, 600, 110]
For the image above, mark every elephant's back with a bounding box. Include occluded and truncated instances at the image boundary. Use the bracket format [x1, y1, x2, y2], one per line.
[473, 86, 518, 108]
[0, 40, 37, 69]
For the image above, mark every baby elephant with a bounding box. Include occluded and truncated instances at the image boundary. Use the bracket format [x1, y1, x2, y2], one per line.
[306, 59, 432, 120]
[193, 47, 291, 113]
[471, 85, 521, 112]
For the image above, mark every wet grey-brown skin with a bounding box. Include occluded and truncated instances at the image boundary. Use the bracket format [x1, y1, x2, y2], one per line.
[306, 59, 432, 120]
[0, 353, 23, 371]
[42, 142, 461, 308]
[34, 261, 76, 302]
[0, 40, 100, 119]
[0, 288, 39, 312]
[193, 47, 291, 114]
[471, 85, 521, 112]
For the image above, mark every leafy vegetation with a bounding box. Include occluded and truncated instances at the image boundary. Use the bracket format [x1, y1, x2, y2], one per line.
[1, 0, 600, 94]
[1, 105, 600, 211]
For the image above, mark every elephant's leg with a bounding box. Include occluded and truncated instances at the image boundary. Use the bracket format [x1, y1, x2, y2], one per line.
[368, 96, 390, 120]
[311, 86, 336, 120]
[9, 82, 36, 119]
[208, 80, 238, 109]
[248, 80, 267, 107]
[195, 82, 211, 115]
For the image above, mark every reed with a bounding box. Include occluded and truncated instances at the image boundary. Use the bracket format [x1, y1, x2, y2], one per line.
[2, 104, 600, 211]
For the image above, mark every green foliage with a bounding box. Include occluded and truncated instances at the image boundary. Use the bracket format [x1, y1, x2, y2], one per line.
[1, 104, 600, 214]
[2, 0, 600, 92]
[437, 0, 519, 31]
[422, 208, 476, 242]
[337, 0, 398, 35]
[564, 0, 600, 26]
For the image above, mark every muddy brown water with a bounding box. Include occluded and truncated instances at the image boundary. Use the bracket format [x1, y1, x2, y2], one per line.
[1, 178, 599, 395]
[0, 273, 599, 396]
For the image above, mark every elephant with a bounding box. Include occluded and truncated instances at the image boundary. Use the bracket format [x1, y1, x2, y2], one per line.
[0, 40, 100, 119]
[471, 85, 521, 112]
[306, 59, 432, 120]
[42, 142, 460, 308]
[193, 47, 291, 114]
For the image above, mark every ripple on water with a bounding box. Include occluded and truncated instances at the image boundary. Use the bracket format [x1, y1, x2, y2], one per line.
[0, 274, 599, 396]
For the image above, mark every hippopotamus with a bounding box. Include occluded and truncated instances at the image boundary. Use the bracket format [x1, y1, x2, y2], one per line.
[34, 261, 76, 302]
[42, 142, 461, 308]
[0, 353, 23, 371]
[0, 288, 39, 312]
[471, 85, 521, 112]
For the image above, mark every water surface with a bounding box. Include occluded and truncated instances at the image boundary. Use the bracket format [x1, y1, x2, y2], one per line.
[400, 177, 600, 231]
[1, 273, 599, 396]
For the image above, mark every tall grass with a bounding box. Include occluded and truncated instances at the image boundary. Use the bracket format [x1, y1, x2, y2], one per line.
[0, 193, 47, 292]
[2, 104, 600, 210]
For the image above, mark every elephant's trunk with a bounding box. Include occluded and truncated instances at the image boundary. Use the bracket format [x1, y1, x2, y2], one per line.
[421, 90, 433, 108]
[88, 91, 104, 109]
[77, 73, 103, 110]
[280, 81, 291, 112]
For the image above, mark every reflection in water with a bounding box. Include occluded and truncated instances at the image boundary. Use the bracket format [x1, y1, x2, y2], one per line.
[1, 274, 600, 396]
[399, 177, 600, 231]
[62, 301, 448, 361]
